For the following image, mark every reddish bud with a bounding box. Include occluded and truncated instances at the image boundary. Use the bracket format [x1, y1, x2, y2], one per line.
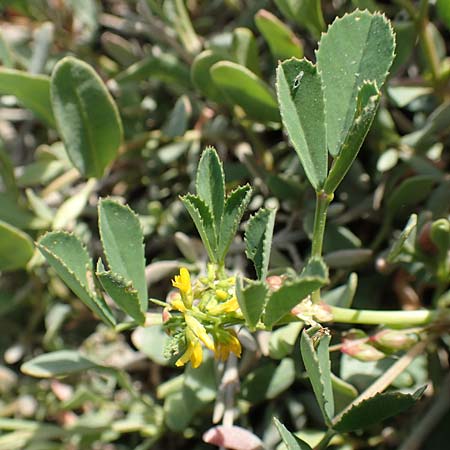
[342, 340, 385, 362]
[370, 329, 417, 351]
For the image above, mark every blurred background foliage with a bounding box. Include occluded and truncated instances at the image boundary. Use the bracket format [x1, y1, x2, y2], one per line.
[0, 0, 449, 449]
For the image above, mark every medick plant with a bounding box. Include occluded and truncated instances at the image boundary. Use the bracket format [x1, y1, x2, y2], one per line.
[1, 2, 449, 450]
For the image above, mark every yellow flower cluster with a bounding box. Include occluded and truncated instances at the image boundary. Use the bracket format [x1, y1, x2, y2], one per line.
[167, 267, 242, 368]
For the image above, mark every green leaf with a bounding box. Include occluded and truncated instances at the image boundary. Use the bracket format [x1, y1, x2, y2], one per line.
[0, 68, 55, 126]
[276, 58, 327, 190]
[437, 0, 450, 30]
[236, 277, 269, 330]
[323, 82, 380, 194]
[245, 208, 276, 280]
[274, 0, 325, 38]
[269, 322, 303, 359]
[0, 220, 34, 271]
[96, 260, 146, 325]
[264, 276, 327, 328]
[50, 56, 123, 178]
[231, 27, 261, 76]
[331, 373, 358, 412]
[333, 386, 426, 432]
[131, 325, 170, 366]
[37, 231, 115, 326]
[98, 199, 147, 312]
[386, 175, 437, 218]
[387, 214, 417, 263]
[322, 272, 358, 308]
[191, 51, 228, 103]
[115, 52, 191, 89]
[162, 95, 191, 138]
[21, 350, 100, 378]
[255, 9, 303, 61]
[273, 417, 313, 450]
[196, 147, 225, 232]
[316, 10, 395, 156]
[300, 327, 334, 424]
[180, 194, 217, 263]
[218, 184, 252, 263]
[210, 61, 279, 123]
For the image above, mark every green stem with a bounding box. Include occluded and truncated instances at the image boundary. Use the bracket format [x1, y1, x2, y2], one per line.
[329, 305, 436, 326]
[314, 429, 336, 450]
[311, 191, 333, 303]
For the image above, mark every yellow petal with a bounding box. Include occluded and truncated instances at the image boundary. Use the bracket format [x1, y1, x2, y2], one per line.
[170, 298, 187, 312]
[185, 314, 215, 351]
[208, 296, 239, 315]
[172, 267, 191, 295]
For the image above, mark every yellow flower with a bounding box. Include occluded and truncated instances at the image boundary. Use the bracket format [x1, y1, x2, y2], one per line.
[185, 313, 215, 351]
[170, 297, 187, 313]
[214, 330, 242, 361]
[172, 267, 193, 307]
[172, 267, 191, 296]
[208, 296, 240, 315]
[175, 330, 203, 368]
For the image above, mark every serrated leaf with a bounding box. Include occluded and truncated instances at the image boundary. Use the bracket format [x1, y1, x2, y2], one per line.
[181, 194, 217, 263]
[323, 82, 380, 194]
[236, 277, 269, 330]
[387, 214, 417, 263]
[191, 51, 229, 103]
[316, 10, 395, 156]
[21, 350, 100, 378]
[96, 260, 145, 325]
[37, 232, 115, 326]
[301, 328, 334, 424]
[0, 68, 55, 126]
[196, 147, 225, 232]
[51, 56, 123, 178]
[276, 58, 327, 190]
[218, 184, 252, 263]
[0, 220, 34, 271]
[98, 199, 147, 312]
[264, 276, 327, 328]
[273, 417, 313, 450]
[255, 9, 303, 61]
[333, 386, 426, 432]
[210, 61, 279, 123]
[245, 208, 276, 280]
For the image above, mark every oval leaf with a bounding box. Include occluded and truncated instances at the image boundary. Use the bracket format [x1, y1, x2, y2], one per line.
[51, 56, 123, 178]
[21, 350, 99, 378]
[276, 58, 327, 190]
[210, 61, 279, 123]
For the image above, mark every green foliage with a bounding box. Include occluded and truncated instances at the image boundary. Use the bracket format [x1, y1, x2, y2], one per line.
[37, 232, 116, 326]
[0, 68, 54, 126]
[1, 2, 449, 449]
[51, 56, 123, 178]
[333, 387, 426, 432]
[210, 61, 280, 123]
[98, 198, 148, 312]
[316, 10, 395, 157]
[21, 351, 100, 378]
[301, 327, 334, 425]
[0, 220, 34, 271]
[245, 207, 277, 280]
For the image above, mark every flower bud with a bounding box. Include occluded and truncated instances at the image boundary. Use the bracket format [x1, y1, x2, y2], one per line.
[341, 340, 385, 362]
[370, 329, 418, 352]
[266, 275, 285, 292]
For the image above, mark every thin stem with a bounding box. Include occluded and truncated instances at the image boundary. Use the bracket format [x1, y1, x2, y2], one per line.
[311, 191, 333, 303]
[314, 429, 336, 450]
[329, 305, 436, 326]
